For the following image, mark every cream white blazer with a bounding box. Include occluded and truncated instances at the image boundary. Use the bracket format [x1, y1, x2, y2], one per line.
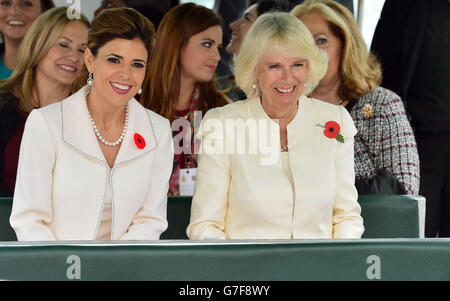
[187, 95, 364, 239]
[10, 86, 174, 241]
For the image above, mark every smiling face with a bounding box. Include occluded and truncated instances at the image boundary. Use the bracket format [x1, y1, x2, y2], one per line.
[180, 24, 222, 84]
[300, 13, 343, 89]
[85, 37, 148, 108]
[35, 20, 88, 86]
[0, 0, 42, 41]
[226, 4, 257, 54]
[256, 48, 308, 115]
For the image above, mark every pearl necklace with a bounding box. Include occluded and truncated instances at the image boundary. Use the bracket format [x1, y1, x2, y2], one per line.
[88, 104, 129, 147]
[281, 145, 288, 152]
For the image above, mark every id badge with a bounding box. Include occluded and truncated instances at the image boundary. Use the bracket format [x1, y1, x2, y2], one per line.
[179, 168, 197, 196]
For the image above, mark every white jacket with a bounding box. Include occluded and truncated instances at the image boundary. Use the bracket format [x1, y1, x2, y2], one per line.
[187, 95, 364, 239]
[10, 86, 174, 241]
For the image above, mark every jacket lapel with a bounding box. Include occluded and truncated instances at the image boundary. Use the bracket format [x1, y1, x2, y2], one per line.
[62, 86, 157, 166]
[287, 94, 314, 150]
[114, 98, 157, 166]
[62, 86, 106, 163]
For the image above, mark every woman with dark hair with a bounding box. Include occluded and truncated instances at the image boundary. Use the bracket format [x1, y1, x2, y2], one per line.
[140, 3, 229, 196]
[10, 8, 174, 241]
[0, 0, 55, 79]
[0, 6, 89, 197]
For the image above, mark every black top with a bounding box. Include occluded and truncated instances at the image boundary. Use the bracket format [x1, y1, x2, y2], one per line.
[0, 92, 25, 196]
[371, 0, 450, 132]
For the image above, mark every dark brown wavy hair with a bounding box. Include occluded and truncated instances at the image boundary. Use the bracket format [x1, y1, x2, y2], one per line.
[70, 7, 155, 94]
[140, 3, 229, 122]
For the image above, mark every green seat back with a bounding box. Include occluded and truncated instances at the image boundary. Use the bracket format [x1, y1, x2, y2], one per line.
[0, 198, 16, 241]
[1, 195, 420, 241]
[359, 195, 419, 238]
[160, 196, 191, 240]
[161, 195, 420, 239]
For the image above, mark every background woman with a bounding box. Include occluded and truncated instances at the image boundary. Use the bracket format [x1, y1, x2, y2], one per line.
[292, 0, 420, 195]
[0, 6, 89, 196]
[141, 3, 229, 196]
[10, 8, 173, 241]
[219, 0, 293, 102]
[0, 0, 54, 79]
[187, 12, 364, 240]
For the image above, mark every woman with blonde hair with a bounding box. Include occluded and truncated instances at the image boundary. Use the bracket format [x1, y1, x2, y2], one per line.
[0, 0, 55, 79]
[0, 6, 89, 196]
[187, 12, 364, 240]
[10, 8, 174, 241]
[141, 3, 229, 196]
[292, 0, 420, 195]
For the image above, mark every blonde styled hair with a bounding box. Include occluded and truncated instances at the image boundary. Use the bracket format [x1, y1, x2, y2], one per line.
[234, 12, 327, 99]
[0, 6, 90, 113]
[291, 0, 381, 100]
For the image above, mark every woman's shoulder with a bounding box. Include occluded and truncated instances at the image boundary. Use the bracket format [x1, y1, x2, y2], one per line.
[35, 91, 83, 131]
[307, 95, 342, 112]
[38, 98, 63, 119]
[354, 86, 406, 117]
[306, 96, 357, 138]
[133, 98, 171, 131]
[306, 96, 350, 121]
[358, 86, 402, 107]
[204, 98, 251, 119]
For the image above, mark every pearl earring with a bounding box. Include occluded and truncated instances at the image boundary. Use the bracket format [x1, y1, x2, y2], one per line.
[252, 79, 259, 90]
[137, 88, 142, 95]
[87, 72, 93, 86]
[85, 72, 94, 96]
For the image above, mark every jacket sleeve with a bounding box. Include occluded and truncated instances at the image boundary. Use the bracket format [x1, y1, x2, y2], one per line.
[380, 96, 420, 195]
[120, 118, 174, 240]
[10, 109, 57, 241]
[186, 108, 230, 240]
[332, 108, 365, 238]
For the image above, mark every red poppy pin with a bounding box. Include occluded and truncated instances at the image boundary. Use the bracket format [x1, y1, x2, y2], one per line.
[134, 133, 146, 149]
[316, 121, 344, 143]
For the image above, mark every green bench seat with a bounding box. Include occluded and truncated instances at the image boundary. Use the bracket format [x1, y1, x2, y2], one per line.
[0, 239, 448, 280]
[0, 194, 423, 241]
